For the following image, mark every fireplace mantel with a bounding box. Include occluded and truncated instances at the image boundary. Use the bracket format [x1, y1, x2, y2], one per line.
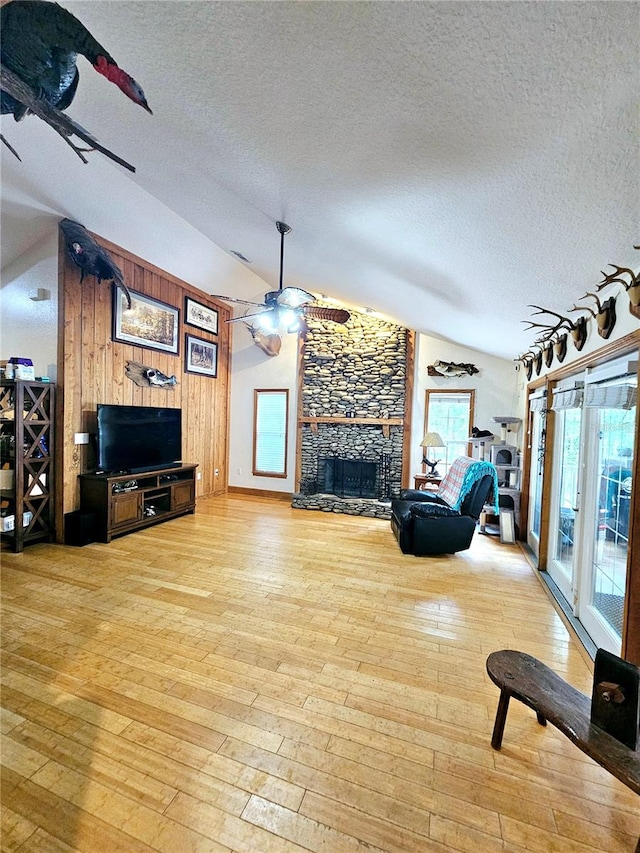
[300, 415, 403, 438]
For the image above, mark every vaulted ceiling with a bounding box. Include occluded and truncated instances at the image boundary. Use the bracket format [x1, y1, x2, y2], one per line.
[1, 1, 638, 359]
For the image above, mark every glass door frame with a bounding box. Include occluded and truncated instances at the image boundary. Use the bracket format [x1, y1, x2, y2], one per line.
[546, 401, 585, 609]
[522, 333, 640, 662]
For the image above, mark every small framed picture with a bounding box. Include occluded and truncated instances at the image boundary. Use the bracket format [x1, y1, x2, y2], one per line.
[185, 296, 218, 335]
[499, 510, 516, 544]
[113, 288, 179, 354]
[185, 334, 218, 377]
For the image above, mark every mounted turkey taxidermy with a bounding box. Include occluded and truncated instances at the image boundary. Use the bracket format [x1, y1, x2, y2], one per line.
[1, 0, 151, 164]
[59, 218, 131, 308]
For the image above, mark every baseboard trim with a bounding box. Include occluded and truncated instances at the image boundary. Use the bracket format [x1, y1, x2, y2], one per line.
[227, 486, 293, 501]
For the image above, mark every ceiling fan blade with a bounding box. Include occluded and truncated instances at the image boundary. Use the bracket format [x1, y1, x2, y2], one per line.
[211, 294, 266, 308]
[276, 286, 315, 308]
[302, 306, 351, 324]
[225, 308, 274, 324]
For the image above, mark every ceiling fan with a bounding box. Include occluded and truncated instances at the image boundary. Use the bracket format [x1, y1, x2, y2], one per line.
[212, 221, 350, 334]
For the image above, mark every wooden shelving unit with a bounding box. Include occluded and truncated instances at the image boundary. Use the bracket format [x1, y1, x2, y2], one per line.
[80, 464, 197, 543]
[0, 380, 55, 553]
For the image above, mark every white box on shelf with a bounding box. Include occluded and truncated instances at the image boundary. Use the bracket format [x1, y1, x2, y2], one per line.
[23, 511, 33, 527]
[15, 364, 35, 380]
[0, 469, 14, 489]
[1, 515, 15, 531]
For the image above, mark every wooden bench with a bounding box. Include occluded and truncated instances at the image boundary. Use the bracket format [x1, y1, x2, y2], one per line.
[486, 650, 640, 851]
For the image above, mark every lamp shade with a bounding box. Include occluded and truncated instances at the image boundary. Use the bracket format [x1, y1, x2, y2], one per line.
[420, 432, 445, 449]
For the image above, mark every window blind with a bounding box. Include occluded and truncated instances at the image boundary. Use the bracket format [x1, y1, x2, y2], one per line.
[529, 390, 547, 413]
[550, 387, 583, 411]
[253, 390, 288, 476]
[583, 382, 637, 410]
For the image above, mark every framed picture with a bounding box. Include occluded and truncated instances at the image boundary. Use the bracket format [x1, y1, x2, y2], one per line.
[185, 296, 218, 335]
[499, 510, 516, 544]
[113, 287, 179, 354]
[185, 333, 218, 377]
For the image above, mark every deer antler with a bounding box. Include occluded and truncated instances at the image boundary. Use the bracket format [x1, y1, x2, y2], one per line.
[515, 351, 536, 363]
[569, 292, 604, 319]
[522, 305, 575, 338]
[596, 264, 640, 291]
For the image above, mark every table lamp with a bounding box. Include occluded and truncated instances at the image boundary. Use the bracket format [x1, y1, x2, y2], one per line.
[420, 432, 445, 476]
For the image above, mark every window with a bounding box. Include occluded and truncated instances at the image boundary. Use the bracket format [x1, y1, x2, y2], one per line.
[253, 390, 289, 477]
[424, 390, 474, 475]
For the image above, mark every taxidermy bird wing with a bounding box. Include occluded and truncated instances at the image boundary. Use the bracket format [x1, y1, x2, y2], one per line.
[59, 218, 132, 308]
[1, 0, 152, 120]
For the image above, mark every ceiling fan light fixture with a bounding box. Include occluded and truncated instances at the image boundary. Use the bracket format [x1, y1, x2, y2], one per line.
[279, 308, 301, 331]
[214, 220, 350, 335]
[252, 312, 279, 335]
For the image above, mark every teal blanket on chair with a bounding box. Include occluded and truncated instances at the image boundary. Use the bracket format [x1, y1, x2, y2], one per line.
[437, 457, 499, 513]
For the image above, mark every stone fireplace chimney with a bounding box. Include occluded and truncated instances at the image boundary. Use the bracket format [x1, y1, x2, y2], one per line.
[293, 309, 412, 517]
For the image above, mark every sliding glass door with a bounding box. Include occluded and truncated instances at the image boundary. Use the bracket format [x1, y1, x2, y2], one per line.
[548, 396, 583, 605]
[576, 369, 636, 652]
[545, 357, 637, 653]
[527, 390, 547, 559]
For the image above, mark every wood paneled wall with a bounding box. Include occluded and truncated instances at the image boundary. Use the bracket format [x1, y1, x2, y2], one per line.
[56, 231, 232, 540]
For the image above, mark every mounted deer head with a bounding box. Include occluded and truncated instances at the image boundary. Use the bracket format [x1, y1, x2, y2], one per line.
[569, 292, 616, 340]
[531, 332, 555, 368]
[523, 305, 587, 352]
[515, 352, 536, 381]
[553, 333, 568, 363]
[533, 348, 543, 376]
[245, 323, 282, 357]
[596, 259, 640, 319]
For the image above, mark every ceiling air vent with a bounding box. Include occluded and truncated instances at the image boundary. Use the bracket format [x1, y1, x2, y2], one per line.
[229, 250, 251, 263]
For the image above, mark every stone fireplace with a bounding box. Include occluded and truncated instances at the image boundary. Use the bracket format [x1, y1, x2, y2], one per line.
[292, 310, 412, 518]
[320, 456, 382, 499]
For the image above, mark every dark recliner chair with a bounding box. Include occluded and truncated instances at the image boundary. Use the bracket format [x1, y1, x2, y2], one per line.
[391, 472, 495, 556]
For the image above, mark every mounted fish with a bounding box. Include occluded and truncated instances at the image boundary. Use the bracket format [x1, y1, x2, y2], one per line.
[59, 218, 131, 308]
[1, 0, 151, 164]
[125, 361, 177, 389]
[428, 360, 479, 378]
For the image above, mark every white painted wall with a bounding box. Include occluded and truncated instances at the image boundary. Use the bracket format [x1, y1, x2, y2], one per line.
[1, 233, 59, 380]
[228, 330, 299, 491]
[413, 336, 521, 476]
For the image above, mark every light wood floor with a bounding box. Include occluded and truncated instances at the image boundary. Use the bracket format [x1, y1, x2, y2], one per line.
[2, 495, 638, 852]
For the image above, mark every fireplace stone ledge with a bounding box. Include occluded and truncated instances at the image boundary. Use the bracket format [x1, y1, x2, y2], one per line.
[292, 493, 392, 519]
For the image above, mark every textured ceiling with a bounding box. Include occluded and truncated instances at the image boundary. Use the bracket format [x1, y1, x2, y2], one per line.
[1, 1, 638, 359]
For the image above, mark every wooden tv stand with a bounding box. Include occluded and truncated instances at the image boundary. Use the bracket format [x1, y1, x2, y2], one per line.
[80, 464, 197, 543]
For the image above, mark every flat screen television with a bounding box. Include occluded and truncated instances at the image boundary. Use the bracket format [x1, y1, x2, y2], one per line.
[96, 404, 182, 474]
